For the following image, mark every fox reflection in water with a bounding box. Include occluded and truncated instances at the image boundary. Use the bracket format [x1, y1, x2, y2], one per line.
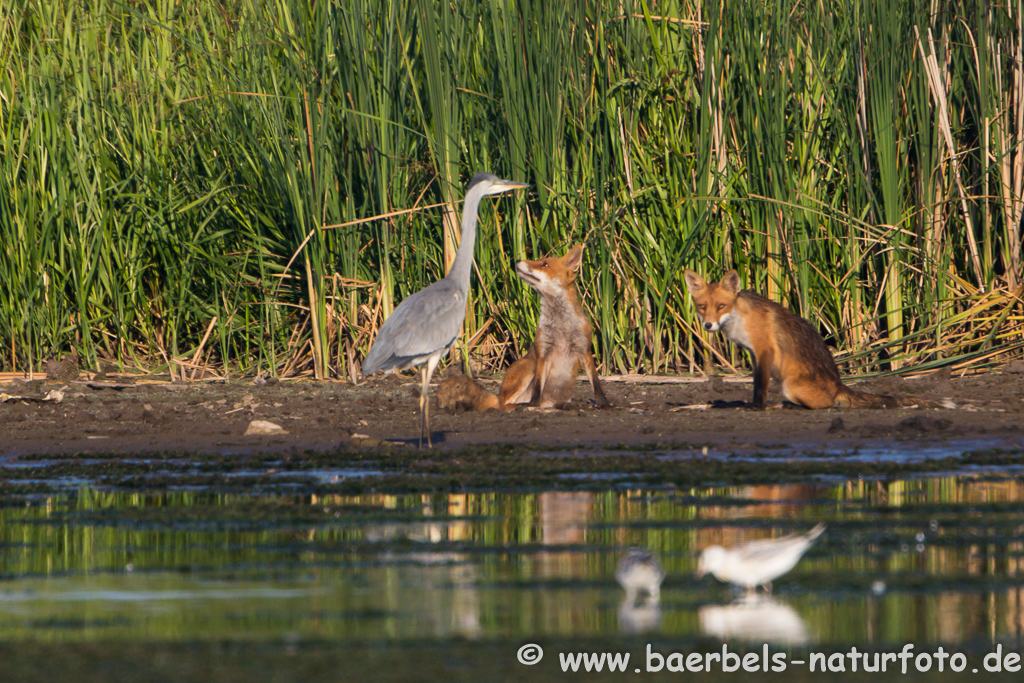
[535, 491, 594, 579]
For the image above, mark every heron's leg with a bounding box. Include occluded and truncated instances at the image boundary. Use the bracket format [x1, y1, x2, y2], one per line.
[418, 366, 428, 448]
[420, 353, 442, 448]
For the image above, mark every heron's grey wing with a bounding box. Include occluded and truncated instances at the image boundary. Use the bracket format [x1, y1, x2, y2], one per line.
[363, 278, 467, 374]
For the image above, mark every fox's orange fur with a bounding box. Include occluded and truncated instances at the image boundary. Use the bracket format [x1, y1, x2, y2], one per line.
[683, 269, 954, 410]
[436, 372, 500, 411]
[438, 245, 610, 412]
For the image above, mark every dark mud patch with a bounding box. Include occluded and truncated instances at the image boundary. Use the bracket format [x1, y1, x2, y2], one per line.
[2, 441, 1024, 498]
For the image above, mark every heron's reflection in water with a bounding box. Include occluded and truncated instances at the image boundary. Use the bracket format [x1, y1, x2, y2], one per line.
[362, 500, 482, 639]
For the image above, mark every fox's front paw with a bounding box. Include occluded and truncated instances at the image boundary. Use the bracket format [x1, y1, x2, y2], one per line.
[743, 402, 767, 411]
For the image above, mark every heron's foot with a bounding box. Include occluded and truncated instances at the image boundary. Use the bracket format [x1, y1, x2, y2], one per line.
[415, 430, 446, 448]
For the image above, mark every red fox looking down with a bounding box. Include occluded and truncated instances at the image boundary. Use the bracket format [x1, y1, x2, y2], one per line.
[683, 269, 955, 410]
[437, 245, 610, 411]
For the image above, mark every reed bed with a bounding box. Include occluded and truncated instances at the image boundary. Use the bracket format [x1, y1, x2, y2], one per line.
[1, 0, 1021, 380]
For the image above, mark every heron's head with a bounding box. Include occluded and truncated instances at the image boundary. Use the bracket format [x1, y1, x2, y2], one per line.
[467, 172, 530, 197]
[696, 545, 725, 579]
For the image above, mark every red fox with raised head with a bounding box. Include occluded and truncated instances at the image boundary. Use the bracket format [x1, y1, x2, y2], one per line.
[683, 269, 954, 410]
[438, 245, 610, 411]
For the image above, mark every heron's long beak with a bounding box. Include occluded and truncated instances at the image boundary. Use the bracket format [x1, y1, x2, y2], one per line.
[493, 179, 530, 193]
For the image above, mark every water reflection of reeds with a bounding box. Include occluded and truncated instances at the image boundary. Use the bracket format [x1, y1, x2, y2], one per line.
[2, 476, 1024, 644]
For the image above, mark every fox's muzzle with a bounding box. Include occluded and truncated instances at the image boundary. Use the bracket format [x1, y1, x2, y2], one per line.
[515, 262, 541, 286]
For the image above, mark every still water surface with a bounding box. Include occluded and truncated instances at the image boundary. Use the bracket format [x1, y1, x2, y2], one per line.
[2, 475, 1023, 648]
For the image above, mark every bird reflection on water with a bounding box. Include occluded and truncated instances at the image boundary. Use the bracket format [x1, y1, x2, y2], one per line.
[699, 594, 811, 646]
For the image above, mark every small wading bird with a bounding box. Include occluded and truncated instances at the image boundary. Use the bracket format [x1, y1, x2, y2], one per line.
[615, 549, 666, 603]
[696, 523, 825, 593]
[361, 172, 529, 447]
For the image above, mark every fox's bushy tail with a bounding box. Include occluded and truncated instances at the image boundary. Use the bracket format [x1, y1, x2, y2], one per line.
[836, 386, 956, 410]
[436, 373, 499, 412]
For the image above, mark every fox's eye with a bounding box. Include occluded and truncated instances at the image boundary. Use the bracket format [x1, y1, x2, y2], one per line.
[538, 263, 548, 268]
[716, 304, 725, 311]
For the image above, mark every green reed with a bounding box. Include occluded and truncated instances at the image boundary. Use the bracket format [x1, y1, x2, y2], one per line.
[0, 0, 1021, 380]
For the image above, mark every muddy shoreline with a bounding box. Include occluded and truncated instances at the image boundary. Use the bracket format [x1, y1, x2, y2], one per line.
[2, 369, 1022, 486]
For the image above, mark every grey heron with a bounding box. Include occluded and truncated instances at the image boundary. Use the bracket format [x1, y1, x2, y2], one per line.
[361, 172, 529, 447]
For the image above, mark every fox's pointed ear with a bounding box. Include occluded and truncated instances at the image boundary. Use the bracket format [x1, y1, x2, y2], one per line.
[683, 269, 705, 293]
[721, 270, 741, 293]
[565, 245, 584, 271]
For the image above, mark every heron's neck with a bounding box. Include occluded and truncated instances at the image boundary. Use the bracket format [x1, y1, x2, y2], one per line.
[447, 195, 480, 290]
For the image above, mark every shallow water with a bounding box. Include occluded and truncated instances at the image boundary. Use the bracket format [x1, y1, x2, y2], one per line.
[2, 474, 1024, 649]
